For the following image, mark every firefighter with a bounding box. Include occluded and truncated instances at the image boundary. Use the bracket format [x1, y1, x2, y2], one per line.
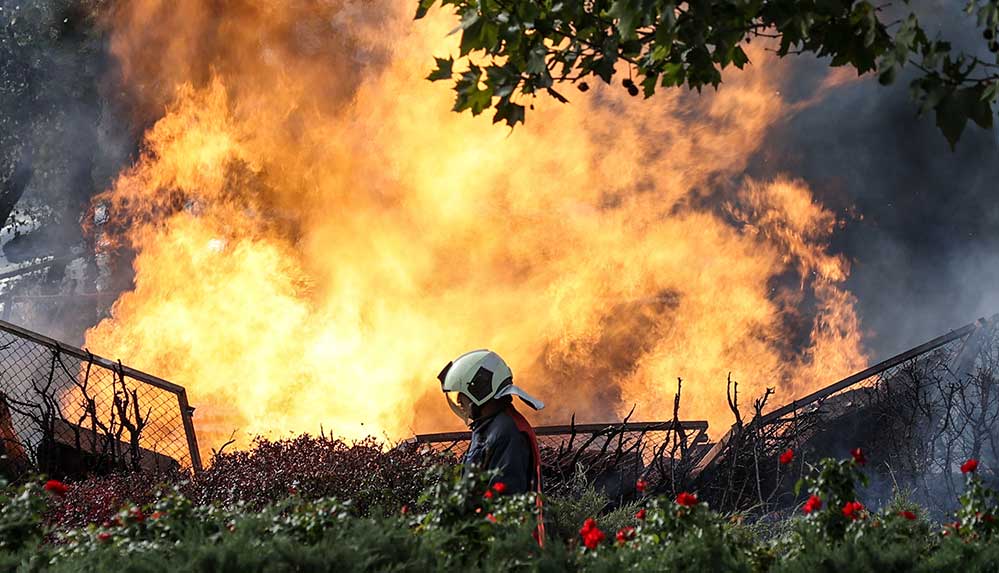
[437, 349, 545, 494]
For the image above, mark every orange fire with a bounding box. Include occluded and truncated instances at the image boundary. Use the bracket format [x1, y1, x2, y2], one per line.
[84, 1, 867, 459]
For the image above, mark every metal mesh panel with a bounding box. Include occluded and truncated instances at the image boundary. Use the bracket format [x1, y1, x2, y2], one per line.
[692, 314, 999, 511]
[0, 320, 201, 478]
[749, 315, 997, 464]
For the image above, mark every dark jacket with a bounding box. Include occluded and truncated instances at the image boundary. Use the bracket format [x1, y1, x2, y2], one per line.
[464, 408, 535, 494]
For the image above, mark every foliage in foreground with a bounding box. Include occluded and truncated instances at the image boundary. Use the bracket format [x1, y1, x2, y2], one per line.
[2, 452, 998, 572]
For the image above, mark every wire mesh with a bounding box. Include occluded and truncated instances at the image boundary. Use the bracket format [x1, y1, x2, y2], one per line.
[756, 315, 998, 460]
[692, 314, 999, 512]
[0, 320, 201, 479]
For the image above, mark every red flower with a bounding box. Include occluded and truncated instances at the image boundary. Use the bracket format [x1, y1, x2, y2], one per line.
[803, 495, 823, 514]
[899, 510, 917, 521]
[579, 518, 605, 550]
[130, 507, 145, 523]
[583, 529, 605, 549]
[635, 508, 647, 520]
[635, 479, 648, 493]
[151, 511, 164, 520]
[43, 480, 68, 497]
[779, 449, 794, 465]
[400, 505, 409, 516]
[676, 492, 698, 507]
[492, 482, 507, 495]
[484, 490, 494, 500]
[851, 448, 866, 466]
[961, 458, 979, 474]
[485, 513, 497, 523]
[97, 532, 111, 543]
[616, 526, 636, 544]
[842, 501, 864, 520]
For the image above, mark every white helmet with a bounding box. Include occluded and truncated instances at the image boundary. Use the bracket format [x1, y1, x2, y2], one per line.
[437, 349, 544, 422]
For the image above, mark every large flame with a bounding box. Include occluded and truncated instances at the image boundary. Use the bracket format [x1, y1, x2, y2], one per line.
[84, 0, 867, 457]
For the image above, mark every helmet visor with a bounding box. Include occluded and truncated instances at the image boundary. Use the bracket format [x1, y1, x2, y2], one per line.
[445, 391, 470, 424]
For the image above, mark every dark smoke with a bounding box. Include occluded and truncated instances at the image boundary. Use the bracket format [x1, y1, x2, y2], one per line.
[0, 0, 137, 342]
[745, 0, 999, 362]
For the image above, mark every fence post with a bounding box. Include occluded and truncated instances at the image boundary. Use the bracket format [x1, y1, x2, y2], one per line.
[176, 390, 203, 473]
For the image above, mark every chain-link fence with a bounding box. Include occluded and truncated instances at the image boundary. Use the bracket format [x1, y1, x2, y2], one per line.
[0, 319, 201, 480]
[694, 314, 999, 512]
[415, 419, 713, 497]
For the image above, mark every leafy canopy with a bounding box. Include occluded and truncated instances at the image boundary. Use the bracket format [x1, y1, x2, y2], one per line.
[415, 0, 999, 148]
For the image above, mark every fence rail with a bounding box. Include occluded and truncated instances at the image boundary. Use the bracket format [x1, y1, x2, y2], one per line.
[0, 319, 201, 479]
[415, 418, 713, 496]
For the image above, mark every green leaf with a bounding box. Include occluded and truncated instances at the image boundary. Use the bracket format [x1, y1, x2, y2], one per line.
[620, 39, 643, 58]
[414, 0, 436, 20]
[459, 8, 480, 30]
[660, 62, 684, 87]
[931, 86, 995, 149]
[911, 75, 948, 115]
[731, 46, 749, 70]
[608, 0, 641, 41]
[426, 57, 454, 82]
[485, 64, 519, 97]
[456, 9, 498, 56]
[453, 66, 493, 115]
[878, 64, 896, 86]
[960, 86, 994, 129]
[934, 91, 969, 150]
[526, 46, 548, 75]
[459, 87, 492, 115]
[641, 73, 659, 97]
[590, 56, 616, 83]
[492, 100, 525, 126]
[460, 17, 485, 56]
[650, 43, 672, 63]
[421, 0, 986, 144]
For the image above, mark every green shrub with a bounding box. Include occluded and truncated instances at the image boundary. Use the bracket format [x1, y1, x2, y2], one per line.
[4, 451, 999, 572]
[544, 470, 640, 544]
[0, 478, 46, 553]
[580, 492, 760, 573]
